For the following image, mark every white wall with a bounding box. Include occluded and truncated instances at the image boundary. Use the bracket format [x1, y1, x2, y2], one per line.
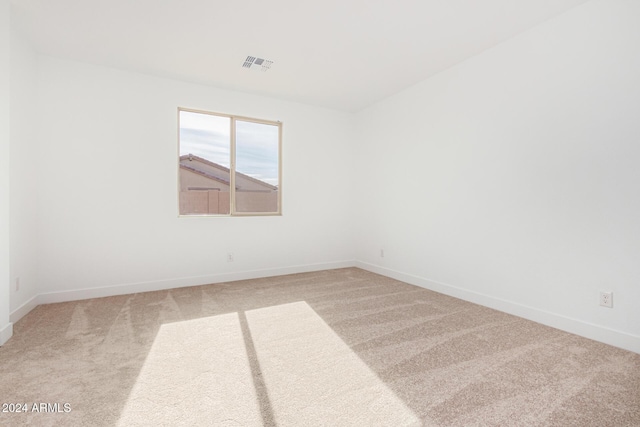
[354, 0, 640, 353]
[9, 26, 38, 317]
[35, 56, 355, 298]
[7, 0, 639, 355]
[0, 0, 12, 345]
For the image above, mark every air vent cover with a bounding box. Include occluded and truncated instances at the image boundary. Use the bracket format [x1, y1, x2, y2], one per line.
[242, 56, 273, 72]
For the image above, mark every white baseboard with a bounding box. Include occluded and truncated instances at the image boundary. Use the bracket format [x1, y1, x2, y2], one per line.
[10, 259, 638, 355]
[356, 261, 640, 355]
[10, 294, 41, 324]
[11, 261, 357, 322]
[0, 321, 13, 346]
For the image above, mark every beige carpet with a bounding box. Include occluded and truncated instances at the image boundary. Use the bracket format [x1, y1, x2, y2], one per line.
[0, 268, 638, 426]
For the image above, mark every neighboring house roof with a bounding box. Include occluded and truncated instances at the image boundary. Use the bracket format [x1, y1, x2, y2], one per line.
[179, 154, 278, 191]
[180, 163, 231, 186]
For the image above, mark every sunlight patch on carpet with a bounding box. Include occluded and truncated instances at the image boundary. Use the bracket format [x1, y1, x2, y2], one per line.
[246, 301, 420, 426]
[118, 302, 419, 426]
[117, 312, 261, 426]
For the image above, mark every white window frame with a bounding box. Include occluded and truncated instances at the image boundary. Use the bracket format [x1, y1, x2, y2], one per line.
[178, 107, 283, 217]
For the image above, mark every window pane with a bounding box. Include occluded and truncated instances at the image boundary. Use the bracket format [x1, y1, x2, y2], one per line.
[179, 111, 231, 215]
[234, 120, 280, 213]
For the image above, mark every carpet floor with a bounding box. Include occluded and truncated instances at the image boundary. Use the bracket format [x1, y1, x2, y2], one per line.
[0, 268, 638, 426]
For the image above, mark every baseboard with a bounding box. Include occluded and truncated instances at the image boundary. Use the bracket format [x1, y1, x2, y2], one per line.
[10, 294, 41, 324]
[0, 321, 13, 346]
[15, 259, 637, 354]
[33, 260, 356, 306]
[356, 261, 640, 355]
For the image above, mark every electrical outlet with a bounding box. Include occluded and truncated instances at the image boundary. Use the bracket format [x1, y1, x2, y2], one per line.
[15, 277, 20, 292]
[380, 249, 384, 258]
[227, 253, 234, 262]
[599, 291, 613, 308]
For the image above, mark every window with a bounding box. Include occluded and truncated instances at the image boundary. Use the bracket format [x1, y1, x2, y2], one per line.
[178, 108, 282, 216]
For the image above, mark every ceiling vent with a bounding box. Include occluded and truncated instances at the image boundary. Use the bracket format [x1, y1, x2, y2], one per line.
[242, 56, 273, 72]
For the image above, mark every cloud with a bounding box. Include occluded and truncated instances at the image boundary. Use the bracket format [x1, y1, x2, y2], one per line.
[180, 111, 279, 185]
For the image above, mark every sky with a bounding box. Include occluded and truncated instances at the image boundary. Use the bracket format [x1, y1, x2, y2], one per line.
[179, 111, 279, 186]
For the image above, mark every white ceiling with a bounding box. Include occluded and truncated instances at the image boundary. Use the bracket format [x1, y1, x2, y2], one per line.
[10, 0, 589, 112]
